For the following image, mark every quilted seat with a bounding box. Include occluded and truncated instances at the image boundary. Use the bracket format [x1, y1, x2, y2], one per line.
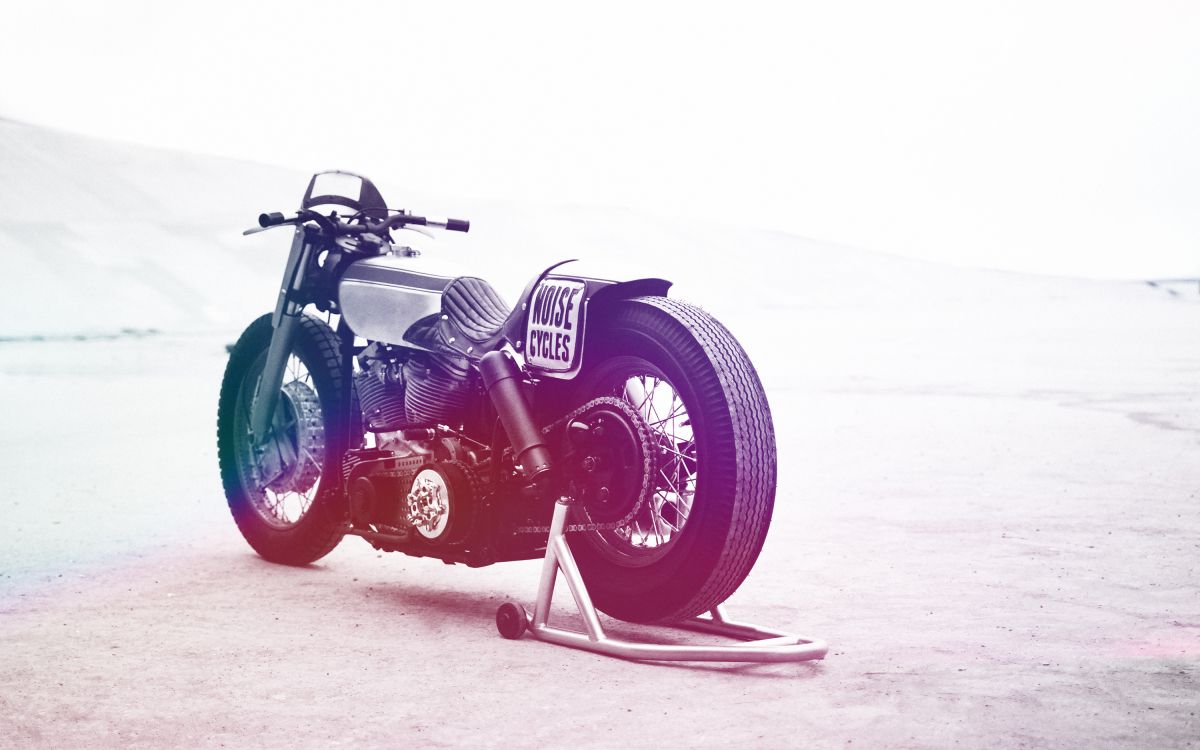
[441, 276, 511, 344]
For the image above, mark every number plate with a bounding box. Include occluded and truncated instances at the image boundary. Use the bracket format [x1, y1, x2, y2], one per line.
[525, 279, 585, 371]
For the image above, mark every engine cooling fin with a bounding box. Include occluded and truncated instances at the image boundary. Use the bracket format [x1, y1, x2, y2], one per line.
[404, 354, 475, 425]
[356, 370, 407, 431]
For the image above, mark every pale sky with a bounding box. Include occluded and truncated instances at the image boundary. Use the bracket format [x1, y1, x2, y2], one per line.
[2, 0, 1197, 279]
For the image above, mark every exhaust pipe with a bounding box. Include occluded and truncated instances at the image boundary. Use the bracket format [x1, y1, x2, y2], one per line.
[479, 350, 553, 482]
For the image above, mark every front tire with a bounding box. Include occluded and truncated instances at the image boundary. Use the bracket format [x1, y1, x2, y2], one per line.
[568, 296, 777, 624]
[217, 313, 349, 565]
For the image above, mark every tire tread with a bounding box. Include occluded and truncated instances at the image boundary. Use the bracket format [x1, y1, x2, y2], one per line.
[579, 296, 776, 623]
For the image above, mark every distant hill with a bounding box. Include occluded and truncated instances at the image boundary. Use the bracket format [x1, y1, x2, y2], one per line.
[0, 120, 312, 336]
[1, 118, 1183, 380]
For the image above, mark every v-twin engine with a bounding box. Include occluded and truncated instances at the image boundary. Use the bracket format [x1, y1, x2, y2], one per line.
[355, 344, 476, 432]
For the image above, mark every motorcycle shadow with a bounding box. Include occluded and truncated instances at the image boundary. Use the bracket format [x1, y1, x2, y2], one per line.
[240, 554, 824, 677]
[581, 619, 828, 678]
[372, 573, 826, 677]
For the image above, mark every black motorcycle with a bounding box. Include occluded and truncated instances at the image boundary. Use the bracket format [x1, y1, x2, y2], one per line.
[216, 171, 777, 628]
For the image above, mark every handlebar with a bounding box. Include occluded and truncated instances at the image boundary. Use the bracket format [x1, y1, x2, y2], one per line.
[255, 209, 470, 235]
[426, 217, 471, 233]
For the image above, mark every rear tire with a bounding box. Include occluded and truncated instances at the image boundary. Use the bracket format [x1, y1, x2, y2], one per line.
[217, 313, 349, 565]
[568, 296, 776, 624]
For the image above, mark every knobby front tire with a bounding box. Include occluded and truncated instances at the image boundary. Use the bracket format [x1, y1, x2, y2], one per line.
[216, 313, 348, 565]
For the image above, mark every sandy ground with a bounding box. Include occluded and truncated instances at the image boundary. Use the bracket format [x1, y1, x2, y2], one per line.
[2, 115, 1198, 749]
[2, 255, 1198, 748]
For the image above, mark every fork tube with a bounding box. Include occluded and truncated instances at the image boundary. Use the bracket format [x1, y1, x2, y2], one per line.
[250, 227, 311, 442]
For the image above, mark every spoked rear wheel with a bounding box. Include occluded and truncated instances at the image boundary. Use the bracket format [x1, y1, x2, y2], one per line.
[217, 313, 349, 565]
[568, 297, 777, 624]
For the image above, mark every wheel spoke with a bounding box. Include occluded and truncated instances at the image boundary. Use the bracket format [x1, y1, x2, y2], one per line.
[645, 383, 666, 426]
[676, 489, 694, 521]
[656, 443, 695, 461]
[648, 505, 666, 545]
[647, 399, 685, 428]
[299, 448, 320, 475]
[654, 492, 682, 533]
[658, 466, 685, 497]
[592, 367, 700, 555]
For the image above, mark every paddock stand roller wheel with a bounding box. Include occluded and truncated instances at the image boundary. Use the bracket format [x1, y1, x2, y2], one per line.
[496, 602, 529, 640]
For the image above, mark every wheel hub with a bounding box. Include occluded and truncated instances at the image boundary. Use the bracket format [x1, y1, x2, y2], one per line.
[567, 406, 649, 524]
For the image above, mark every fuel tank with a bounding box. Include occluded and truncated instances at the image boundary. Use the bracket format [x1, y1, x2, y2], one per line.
[337, 254, 455, 348]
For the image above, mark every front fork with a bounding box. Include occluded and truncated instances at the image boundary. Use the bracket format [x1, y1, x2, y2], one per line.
[249, 226, 313, 446]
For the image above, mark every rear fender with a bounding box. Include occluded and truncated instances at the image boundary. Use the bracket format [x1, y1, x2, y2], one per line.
[515, 261, 672, 381]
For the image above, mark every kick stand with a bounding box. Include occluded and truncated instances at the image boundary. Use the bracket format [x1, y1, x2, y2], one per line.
[494, 499, 829, 663]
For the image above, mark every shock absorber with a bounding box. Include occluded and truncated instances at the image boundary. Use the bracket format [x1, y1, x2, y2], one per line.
[479, 350, 553, 483]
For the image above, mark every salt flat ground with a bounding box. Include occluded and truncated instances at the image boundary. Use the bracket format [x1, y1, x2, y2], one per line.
[1, 121, 1198, 748]
[2, 260, 1197, 749]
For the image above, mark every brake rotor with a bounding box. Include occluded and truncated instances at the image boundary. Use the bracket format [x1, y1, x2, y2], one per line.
[264, 380, 326, 495]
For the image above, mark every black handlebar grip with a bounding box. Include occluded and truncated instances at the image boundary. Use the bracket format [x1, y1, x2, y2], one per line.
[446, 218, 470, 233]
[259, 212, 286, 228]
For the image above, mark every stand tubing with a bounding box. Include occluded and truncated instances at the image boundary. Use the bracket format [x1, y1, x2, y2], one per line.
[497, 499, 828, 664]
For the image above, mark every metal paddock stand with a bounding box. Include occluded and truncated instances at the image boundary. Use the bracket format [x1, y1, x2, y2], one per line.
[495, 499, 829, 664]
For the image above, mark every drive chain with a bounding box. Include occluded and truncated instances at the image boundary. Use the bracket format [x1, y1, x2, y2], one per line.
[514, 396, 655, 535]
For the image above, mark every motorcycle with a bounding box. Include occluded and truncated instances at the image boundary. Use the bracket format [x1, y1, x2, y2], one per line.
[216, 171, 812, 659]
